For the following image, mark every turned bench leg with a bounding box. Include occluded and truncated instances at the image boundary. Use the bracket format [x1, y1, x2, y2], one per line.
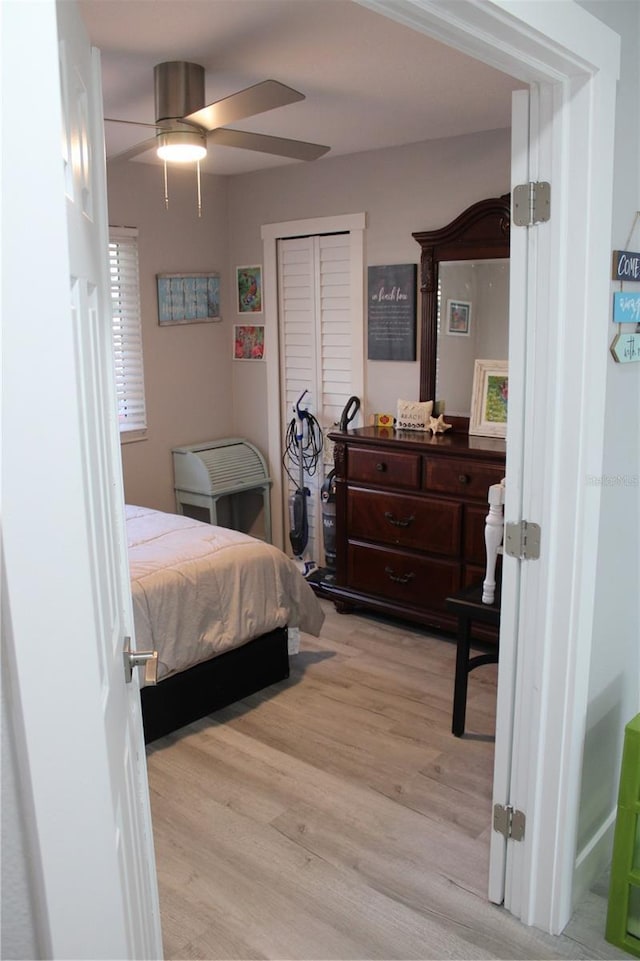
[483, 479, 505, 605]
[452, 615, 472, 737]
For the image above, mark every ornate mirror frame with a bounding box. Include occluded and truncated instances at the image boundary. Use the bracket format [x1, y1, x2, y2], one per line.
[413, 195, 511, 405]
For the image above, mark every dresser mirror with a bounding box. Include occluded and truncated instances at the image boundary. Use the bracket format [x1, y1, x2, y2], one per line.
[413, 195, 511, 418]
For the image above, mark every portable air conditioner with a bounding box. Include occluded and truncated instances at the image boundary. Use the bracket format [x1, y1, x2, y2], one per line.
[172, 437, 272, 542]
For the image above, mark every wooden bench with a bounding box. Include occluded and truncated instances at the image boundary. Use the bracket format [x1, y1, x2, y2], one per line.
[445, 583, 500, 736]
[446, 478, 504, 736]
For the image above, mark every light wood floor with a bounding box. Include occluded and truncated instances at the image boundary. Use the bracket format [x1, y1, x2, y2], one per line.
[146, 599, 621, 960]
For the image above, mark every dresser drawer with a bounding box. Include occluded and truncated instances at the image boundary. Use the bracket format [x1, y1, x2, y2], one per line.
[348, 447, 420, 489]
[424, 457, 504, 500]
[348, 488, 461, 555]
[347, 541, 460, 610]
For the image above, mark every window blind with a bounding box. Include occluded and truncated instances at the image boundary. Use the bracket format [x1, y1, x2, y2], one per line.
[108, 227, 146, 434]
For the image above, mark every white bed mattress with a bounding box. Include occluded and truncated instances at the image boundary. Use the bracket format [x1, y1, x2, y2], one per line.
[126, 505, 324, 682]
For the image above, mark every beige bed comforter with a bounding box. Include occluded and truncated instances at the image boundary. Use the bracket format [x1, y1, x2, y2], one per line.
[126, 505, 324, 682]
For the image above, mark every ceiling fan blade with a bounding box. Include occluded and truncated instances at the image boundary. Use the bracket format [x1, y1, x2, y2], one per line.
[107, 136, 158, 163]
[185, 80, 304, 131]
[207, 128, 329, 161]
[105, 118, 160, 130]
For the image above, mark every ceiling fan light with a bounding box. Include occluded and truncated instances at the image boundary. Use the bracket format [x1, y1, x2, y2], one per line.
[156, 130, 207, 163]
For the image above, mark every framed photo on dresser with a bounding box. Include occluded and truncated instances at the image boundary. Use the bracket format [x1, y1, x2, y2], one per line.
[469, 359, 509, 438]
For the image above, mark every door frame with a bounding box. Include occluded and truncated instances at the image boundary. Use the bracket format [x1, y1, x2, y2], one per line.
[4, 0, 621, 949]
[358, 0, 620, 934]
[262, 212, 366, 551]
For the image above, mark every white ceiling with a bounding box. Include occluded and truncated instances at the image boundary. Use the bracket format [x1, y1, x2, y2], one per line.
[79, 0, 522, 177]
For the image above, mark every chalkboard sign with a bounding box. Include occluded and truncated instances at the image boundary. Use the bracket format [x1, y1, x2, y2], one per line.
[367, 264, 417, 361]
[612, 250, 640, 282]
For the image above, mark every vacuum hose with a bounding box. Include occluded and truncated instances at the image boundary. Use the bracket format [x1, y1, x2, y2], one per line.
[283, 390, 323, 557]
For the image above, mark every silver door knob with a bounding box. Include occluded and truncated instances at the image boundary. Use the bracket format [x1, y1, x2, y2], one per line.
[123, 637, 158, 685]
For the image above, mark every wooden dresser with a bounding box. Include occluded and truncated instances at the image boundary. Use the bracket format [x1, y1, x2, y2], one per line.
[325, 426, 506, 636]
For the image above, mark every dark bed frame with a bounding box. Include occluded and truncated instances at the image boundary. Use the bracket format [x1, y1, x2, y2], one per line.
[140, 627, 290, 743]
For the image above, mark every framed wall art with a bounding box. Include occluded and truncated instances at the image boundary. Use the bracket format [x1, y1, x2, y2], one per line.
[446, 299, 471, 336]
[469, 359, 509, 438]
[233, 324, 265, 361]
[367, 263, 417, 361]
[157, 272, 221, 325]
[236, 265, 263, 314]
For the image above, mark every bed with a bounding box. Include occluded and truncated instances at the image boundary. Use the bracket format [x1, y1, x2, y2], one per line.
[126, 505, 324, 742]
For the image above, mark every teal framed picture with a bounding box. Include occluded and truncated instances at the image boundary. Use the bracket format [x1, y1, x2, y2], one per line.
[157, 272, 220, 325]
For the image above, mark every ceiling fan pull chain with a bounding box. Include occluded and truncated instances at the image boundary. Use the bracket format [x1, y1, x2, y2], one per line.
[196, 159, 202, 218]
[163, 158, 169, 210]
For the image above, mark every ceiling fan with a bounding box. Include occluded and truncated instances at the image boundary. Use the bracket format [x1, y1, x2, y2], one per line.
[105, 61, 330, 165]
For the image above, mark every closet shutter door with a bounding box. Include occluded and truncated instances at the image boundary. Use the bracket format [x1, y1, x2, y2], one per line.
[280, 236, 315, 428]
[318, 233, 353, 471]
[279, 236, 320, 562]
[278, 233, 353, 565]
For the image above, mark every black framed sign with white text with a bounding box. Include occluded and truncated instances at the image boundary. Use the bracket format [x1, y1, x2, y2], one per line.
[367, 264, 417, 361]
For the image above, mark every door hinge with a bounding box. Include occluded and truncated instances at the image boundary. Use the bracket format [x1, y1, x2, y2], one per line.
[493, 803, 526, 841]
[504, 520, 541, 560]
[513, 181, 551, 226]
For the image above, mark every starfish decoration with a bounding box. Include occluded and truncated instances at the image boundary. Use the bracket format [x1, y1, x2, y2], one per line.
[429, 414, 452, 434]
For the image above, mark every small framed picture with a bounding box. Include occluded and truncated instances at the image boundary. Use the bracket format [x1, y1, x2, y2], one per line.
[446, 299, 471, 336]
[233, 325, 265, 361]
[236, 265, 263, 314]
[469, 359, 508, 438]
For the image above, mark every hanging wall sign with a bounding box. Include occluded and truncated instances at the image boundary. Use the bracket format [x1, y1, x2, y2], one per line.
[612, 250, 640, 282]
[610, 332, 640, 364]
[613, 292, 640, 324]
[367, 264, 417, 361]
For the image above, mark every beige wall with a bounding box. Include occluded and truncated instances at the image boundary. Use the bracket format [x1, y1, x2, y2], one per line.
[227, 128, 511, 452]
[107, 162, 232, 512]
[107, 128, 511, 508]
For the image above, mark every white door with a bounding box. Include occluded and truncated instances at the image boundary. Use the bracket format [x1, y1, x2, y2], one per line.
[2, 1, 162, 957]
[487, 87, 531, 904]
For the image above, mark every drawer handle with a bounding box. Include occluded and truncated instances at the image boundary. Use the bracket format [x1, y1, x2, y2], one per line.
[458, 473, 471, 485]
[384, 511, 415, 529]
[384, 566, 415, 585]
[376, 462, 387, 472]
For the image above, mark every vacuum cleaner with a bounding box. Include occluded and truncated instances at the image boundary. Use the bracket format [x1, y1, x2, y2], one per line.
[310, 395, 361, 589]
[283, 390, 323, 573]
[320, 469, 337, 571]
